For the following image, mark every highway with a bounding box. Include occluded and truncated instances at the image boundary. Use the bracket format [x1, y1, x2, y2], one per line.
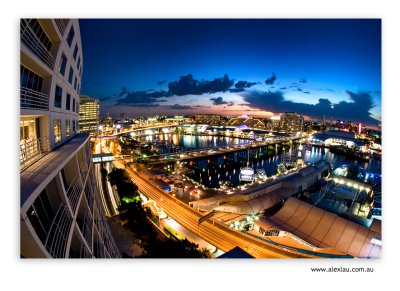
[122, 163, 313, 258]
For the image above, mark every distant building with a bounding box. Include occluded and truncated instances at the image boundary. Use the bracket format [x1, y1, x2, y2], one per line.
[280, 112, 303, 132]
[165, 115, 188, 123]
[194, 114, 221, 125]
[310, 130, 362, 147]
[79, 95, 99, 136]
[20, 19, 119, 258]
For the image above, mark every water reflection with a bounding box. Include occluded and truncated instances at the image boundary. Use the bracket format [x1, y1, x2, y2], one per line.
[142, 133, 381, 188]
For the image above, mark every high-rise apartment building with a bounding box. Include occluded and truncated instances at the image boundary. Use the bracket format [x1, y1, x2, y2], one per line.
[280, 112, 304, 132]
[20, 19, 119, 258]
[79, 95, 100, 136]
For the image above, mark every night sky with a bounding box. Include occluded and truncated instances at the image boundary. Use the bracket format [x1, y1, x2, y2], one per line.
[79, 19, 381, 126]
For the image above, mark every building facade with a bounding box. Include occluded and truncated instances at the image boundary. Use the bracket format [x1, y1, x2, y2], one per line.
[20, 19, 120, 258]
[79, 95, 100, 136]
[280, 112, 304, 132]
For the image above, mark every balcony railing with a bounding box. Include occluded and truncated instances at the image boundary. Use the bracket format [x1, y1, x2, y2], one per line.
[20, 19, 55, 69]
[20, 86, 49, 110]
[66, 175, 83, 214]
[44, 204, 72, 258]
[20, 137, 50, 171]
[54, 19, 69, 36]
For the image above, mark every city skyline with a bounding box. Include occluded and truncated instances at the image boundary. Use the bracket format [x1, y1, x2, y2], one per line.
[80, 19, 381, 126]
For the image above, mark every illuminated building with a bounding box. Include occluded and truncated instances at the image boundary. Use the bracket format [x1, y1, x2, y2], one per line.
[79, 95, 100, 136]
[228, 115, 266, 129]
[194, 114, 221, 124]
[20, 19, 119, 258]
[280, 112, 304, 132]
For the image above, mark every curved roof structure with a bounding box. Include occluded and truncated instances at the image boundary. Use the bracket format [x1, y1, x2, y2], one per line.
[254, 197, 381, 258]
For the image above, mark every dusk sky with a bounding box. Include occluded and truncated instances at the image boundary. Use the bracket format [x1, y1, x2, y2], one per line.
[79, 19, 381, 126]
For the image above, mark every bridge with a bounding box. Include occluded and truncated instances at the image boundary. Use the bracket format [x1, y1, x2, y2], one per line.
[108, 122, 179, 137]
[137, 135, 302, 165]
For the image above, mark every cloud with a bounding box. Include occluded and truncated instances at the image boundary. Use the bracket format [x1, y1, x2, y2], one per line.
[170, 104, 192, 110]
[303, 91, 310, 94]
[317, 88, 335, 92]
[234, 80, 258, 90]
[265, 73, 277, 85]
[240, 89, 379, 125]
[299, 78, 307, 83]
[118, 86, 129, 97]
[279, 87, 287, 90]
[168, 74, 234, 96]
[116, 89, 168, 106]
[124, 103, 160, 108]
[157, 80, 167, 86]
[116, 74, 237, 105]
[210, 96, 234, 106]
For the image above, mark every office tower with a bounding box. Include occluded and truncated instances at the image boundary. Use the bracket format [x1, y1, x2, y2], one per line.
[79, 95, 100, 136]
[280, 112, 304, 132]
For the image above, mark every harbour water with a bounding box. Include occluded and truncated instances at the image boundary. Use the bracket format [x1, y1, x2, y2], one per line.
[140, 133, 381, 188]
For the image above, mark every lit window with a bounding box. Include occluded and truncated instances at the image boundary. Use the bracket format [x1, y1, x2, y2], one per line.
[53, 119, 62, 143]
[66, 120, 71, 137]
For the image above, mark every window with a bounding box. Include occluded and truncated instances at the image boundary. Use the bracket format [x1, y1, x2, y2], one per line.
[73, 77, 77, 91]
[73, 44, 78, 60]
[20, 65, 43, 92]
[58, 53, 67, 76]
[77, 56, 81, 70]
[72, 98, 76, 112]
[53, 119, 62, 143]
[66, 93, 71, 111]
[54, 86, 62, 108]
[66, 25, 75, 47]
[68, 67, 73, 84]
[72, 120, 76, 133]
[66, 120, 71, 137]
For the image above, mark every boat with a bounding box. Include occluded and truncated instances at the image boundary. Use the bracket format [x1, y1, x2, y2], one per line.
[239, 148, 255, 182]
[239, 167, 255, 182]
[256, 169, 267, 181]
[276, 151, 298, 174]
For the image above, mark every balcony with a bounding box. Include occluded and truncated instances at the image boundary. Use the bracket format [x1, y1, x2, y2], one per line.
[20, 86, 49, 110]
[20, 137, 50, 171]
[20, 19, 55, 69]
[54, 19, 69, 36]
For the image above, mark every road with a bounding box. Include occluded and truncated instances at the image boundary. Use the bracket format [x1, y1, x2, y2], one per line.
[122, 163, 313, 258]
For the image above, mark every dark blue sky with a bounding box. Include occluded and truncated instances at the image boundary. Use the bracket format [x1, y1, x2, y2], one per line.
[79, 19, 381, 126]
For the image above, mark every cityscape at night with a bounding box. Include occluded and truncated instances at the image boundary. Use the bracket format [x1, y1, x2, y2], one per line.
[20, 18, 382, 259]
